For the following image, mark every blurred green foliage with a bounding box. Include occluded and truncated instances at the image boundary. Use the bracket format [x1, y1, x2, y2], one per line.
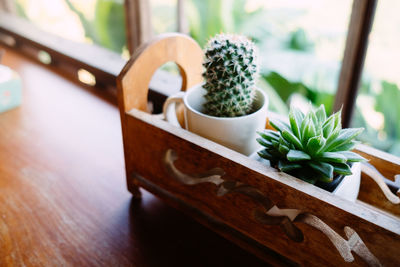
[187, 0, 263, 47]
[376, 81, 400, 142]
[14, 1, 28, 19]
[65, 0, 126, 54]
[288, 28, 314, 51]
[17, 0, 397, 155]
[354, 81, 400, 156]
[186, 0, 333, 117]
[186, 0, 400, 156]
[263, 72, 334, 114]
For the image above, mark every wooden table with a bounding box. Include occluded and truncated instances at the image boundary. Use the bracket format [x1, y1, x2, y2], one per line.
[0, 47, 266, 266]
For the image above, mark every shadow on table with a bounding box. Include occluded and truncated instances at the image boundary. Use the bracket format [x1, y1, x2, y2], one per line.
[128, 192, 267, 267]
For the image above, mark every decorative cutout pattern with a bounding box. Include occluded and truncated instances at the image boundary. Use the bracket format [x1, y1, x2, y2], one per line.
[163, 149, 382, 266]
[361, 163, 400, 204]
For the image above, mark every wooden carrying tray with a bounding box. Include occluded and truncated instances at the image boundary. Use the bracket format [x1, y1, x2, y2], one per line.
[117, 33, 400, 266]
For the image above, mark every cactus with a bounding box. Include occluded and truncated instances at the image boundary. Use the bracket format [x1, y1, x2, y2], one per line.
[202, 33, 259, 117]
[257, 105, 366, 184]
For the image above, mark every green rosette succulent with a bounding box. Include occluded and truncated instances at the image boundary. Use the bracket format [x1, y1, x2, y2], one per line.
[202, 33, 258, 117]
[257, 105, 366, 184]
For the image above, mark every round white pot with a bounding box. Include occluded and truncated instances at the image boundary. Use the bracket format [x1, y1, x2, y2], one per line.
[163, 84, 269, 155]
[331, 162, 361, 202]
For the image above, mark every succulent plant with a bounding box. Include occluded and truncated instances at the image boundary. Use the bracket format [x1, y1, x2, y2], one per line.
[257, 105, 366, 184]
[202, 33, 258, 117]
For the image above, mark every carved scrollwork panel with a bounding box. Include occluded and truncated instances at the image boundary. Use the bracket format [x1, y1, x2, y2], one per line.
[163, 149, 381, 266]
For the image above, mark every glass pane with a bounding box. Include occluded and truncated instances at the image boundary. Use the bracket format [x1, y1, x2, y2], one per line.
[149, 0, 178, 76]
[351, 0, 400, 156]
[12, 0, 127, 55]
[185, 0, 353, 115]
[150, 0, 177, 34]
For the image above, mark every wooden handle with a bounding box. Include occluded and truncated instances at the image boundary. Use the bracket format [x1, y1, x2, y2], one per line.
[117, 33, 204, 114]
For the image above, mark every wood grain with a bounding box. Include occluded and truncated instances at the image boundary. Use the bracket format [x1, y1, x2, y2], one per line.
[117, 34, 400, 266]
[117, 33, 204, 196]
[0, 46, 266, 266]
[125, 108, 400, 266]
[118, 32, 203, 113]
[355, 144, 400, 216]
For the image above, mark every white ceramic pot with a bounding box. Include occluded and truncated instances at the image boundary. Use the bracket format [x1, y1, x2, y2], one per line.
[332, 162, 361, 202]
[163, 84, 269, 155]
[250, 152, 361, 202]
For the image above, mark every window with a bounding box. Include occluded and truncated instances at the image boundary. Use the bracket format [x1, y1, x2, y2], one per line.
[3, 0, 394, 154]
[13, 0, 127, 56]
[0, 0, 129, 90]
[150, 0, 177, 35]
[151, 0, 353, 115]
[351, 0, 400, 156]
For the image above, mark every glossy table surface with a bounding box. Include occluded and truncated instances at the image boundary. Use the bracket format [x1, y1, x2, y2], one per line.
[0, 46, 266, 266]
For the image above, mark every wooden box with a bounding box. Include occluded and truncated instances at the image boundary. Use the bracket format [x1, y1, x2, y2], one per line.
[117, 33, 400, 266]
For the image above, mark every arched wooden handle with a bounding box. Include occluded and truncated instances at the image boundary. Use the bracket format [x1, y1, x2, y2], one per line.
[117, 33, 204, 114]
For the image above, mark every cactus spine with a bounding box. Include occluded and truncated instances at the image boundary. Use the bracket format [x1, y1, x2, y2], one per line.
[202, 33, 259, 117]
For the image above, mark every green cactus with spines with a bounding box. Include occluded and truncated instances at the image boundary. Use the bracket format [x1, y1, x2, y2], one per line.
[202, 33, 259, 117]
[257, 105, 366, 184]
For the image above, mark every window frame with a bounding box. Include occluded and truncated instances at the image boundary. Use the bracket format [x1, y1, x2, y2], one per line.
[0, 0, 377, 120]
[0, 0, 176, 113]
[334, 0, 377, 127]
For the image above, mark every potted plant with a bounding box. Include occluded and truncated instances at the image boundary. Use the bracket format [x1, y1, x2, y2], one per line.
[256, 105, 366, 200]
[164, 33, 268, 155]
